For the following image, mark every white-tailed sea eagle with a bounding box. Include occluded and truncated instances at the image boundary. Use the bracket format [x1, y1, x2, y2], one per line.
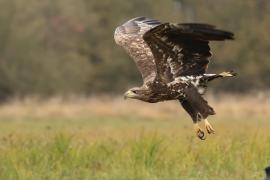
[114, 17, 236, 140]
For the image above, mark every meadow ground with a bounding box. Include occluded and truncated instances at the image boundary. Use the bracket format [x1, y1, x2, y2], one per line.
[0, 95, 269, 180]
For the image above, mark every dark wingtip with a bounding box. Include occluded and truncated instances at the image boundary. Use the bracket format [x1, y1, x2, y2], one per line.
[221, 31, 234, 40]
[227, 32, 235, 40]
[130, 16, 147, 21]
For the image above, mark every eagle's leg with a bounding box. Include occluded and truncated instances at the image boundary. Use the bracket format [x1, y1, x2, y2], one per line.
[180, 99, 206, 140]
[204, 119, 215, 134]
[194, 122, 205, 140]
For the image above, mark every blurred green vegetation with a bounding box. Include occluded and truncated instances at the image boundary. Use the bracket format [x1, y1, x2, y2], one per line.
[0, 97, 269, 179]
[0, 0, 269, 99]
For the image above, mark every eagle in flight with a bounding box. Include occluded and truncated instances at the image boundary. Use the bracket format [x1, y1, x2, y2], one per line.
[114, 17, 236, 140]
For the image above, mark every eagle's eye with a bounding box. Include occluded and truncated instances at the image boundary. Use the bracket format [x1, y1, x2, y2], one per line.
[132, 90, 138, 94]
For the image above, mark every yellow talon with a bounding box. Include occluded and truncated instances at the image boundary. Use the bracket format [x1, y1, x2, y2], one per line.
[204, 119, 215, 134]
[194, 123, 205, 140]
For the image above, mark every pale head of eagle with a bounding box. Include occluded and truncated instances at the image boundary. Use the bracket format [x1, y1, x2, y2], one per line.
[124, 86, 154, 102]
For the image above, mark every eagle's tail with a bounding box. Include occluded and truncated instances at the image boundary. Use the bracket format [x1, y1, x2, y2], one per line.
[203, 70, 237, 82]
[180, 86, 215, 122]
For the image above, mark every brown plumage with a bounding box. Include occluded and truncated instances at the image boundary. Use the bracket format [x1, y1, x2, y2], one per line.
[114, 17, 236, 140]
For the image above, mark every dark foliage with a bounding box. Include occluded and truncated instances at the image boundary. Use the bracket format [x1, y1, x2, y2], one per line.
[0, 0, 269, 99]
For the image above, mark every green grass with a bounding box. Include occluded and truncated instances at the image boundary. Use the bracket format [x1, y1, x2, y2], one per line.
[0, 97, 269, 179]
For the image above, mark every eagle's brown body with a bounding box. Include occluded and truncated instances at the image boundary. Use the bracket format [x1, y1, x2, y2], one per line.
[114, 17, 236, 140]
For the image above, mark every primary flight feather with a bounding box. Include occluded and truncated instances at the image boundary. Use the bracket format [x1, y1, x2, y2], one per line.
[114, 17, 236, 140]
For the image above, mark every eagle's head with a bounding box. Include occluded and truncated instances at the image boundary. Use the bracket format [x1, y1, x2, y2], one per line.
[124, 87, 154, 102]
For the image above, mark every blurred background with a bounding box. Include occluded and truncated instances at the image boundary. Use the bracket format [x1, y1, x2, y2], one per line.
[0, 1, 269, 179]
[0, 0, 269, 100]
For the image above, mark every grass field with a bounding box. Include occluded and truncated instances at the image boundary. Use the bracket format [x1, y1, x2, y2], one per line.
[0, 95, 269, 179]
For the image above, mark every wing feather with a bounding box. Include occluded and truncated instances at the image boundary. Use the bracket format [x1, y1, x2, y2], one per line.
[115, 17, 234, 84]
[143, 23, 234, 80]
[114, 17, 161, 84]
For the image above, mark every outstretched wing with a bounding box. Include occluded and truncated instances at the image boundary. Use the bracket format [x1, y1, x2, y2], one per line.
[143, 23, 234, 81]
[114, 17, 161, 84]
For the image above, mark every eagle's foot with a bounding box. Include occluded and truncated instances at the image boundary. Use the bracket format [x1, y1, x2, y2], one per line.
[194, 123, 205, 140]
[204, 119, 215, 134]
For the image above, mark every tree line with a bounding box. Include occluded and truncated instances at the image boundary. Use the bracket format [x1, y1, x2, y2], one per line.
[0, 0, 269, 100]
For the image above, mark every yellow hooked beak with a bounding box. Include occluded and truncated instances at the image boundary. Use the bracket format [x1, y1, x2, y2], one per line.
[124, 90, 137, 100]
